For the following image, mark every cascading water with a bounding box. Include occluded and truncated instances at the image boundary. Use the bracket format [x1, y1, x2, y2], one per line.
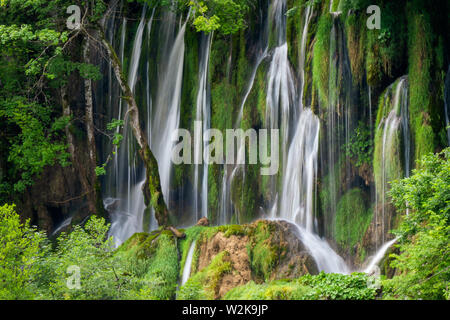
[99, 1, 402, 273]
[321, 13, 354, 239]
[267, 3, 349, 274]
[378, 77, 409, 245]
[292, 224, 349, 274]
[265, 0, 296, 219]
[107, 8, 148, 246]
[364, 237, 398, 275]
[278, 5, 317, 231]
[193, 33, 212, 221]
[279, 109, 320, 231]
[219, 5, 268, 225]
[151, 14, 188, 208]
[105, 5, 187, 246]
[181, 240, 196, 286]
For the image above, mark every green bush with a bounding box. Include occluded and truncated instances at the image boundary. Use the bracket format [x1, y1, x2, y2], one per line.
[225, 272, 377, 300]
[383, 149, 450, 300]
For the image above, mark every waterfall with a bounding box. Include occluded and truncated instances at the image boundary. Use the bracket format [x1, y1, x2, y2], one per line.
[445, 65, 450, 146]
[265, 0, 296, 217]
[279, 6, 318, 230]
[279, 109, 320, 231]
[378, 77, 409, 244]
[128, 7, 147, 93]
[181, 240, 196, 286]
[266, 3, 348, 274]
[105, 6, 187, 246]
[107, 8, 148, 247]
[151, 16, 188, 207]
[364, 237, 398, 274]
[266, 42, 295, 175]
[292, 224, 349, 274]
[219, 5, 268, 225]
[51, 216, 73, 236]
[193, 33, 212, 221]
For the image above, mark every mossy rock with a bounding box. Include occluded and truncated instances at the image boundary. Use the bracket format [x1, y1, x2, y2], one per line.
[335, 188, 373, 251]
[115, 231, 160, 259]
[177, 251, 232, 300]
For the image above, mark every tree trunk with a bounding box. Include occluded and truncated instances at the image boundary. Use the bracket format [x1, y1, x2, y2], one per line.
[82, 37, 105, 218]
[97, 31, 170, 226]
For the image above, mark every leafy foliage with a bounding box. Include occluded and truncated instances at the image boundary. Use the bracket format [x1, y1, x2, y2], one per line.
[224, 272, 377, 300]
[343, 121, 373, 167]
[383, 149, 450, 300]
[0, 0, 104, 201]
[0, 204, 45, 299]
[0, 97, 70, 193]
[187, 0, 252, 34]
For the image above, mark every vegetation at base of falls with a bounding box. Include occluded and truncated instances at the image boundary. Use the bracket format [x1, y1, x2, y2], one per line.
[177, 251, 232, 300]
[312, 13, 332, 107]
[246, 221, 284, 281]
[224, 272, 377, 300]
[342, 121, 373, 167]
[178, 226, 205, 279]
[223, 279, 315, 300]
[127, 233, 179, 299]
[382, 148, 450, 300]
[0, 204, 45, 299]
[0, 205, 181, 299]
[335, 188, 372, 251]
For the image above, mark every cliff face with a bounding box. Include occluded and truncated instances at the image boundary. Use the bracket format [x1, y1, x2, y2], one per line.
[15, 0, 449, 270]
[177, 220, 318, 299]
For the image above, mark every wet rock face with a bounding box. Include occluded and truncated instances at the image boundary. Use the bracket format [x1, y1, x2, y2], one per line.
[197, 232, 252, 299]
[193, 220, 318, 298]
[269, 220, 319, 279]
[16, 164, 89, 234]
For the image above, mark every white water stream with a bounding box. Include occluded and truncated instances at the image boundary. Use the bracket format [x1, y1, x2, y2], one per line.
[181, 240, 197, 285]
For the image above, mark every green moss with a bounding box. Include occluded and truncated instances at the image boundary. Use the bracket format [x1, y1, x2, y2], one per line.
[373, 77, 412, 203]
[224, 279, 315, 300]
[224, 272, 377, 300]
[114, 231, 179, 300]
[177, 251, 232, 300]
[407, 5, 437, 162]
[142, 234, 179, 300]
[219, 224, 248, 237]
[345, 13, 366, 86]
[178, 226, 205, 279]
[207, 164, 220, 223]
[246, 221, 280, 281]
[312, 13, 333, 107]
[116, 231, 160, 259]
[335, 188, 373, 251]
